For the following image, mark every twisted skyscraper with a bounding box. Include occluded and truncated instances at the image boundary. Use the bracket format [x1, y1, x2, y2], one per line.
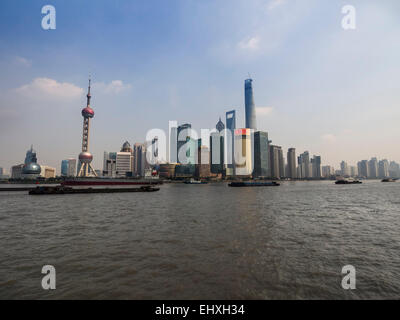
[244, 78, 257, 130]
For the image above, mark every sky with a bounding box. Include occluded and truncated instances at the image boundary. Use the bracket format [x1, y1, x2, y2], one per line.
[1, 0, 400, 173]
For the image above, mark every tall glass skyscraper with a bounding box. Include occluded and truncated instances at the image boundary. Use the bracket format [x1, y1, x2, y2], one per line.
[225, 110, 236, 175]
[245, 79, 257, 130]
[254, 131, 270, 178]
[177, 123, 192, 164]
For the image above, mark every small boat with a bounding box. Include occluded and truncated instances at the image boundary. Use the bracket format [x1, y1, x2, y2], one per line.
[335, 178, 362, 185]
[184, 179, 208, 185]
[29, 185, 160, 195]
[228, 181, 280, 187]
[382, 178, 396, 182]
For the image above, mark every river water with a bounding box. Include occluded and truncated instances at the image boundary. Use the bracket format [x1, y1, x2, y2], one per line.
[1, 180, 400, 299]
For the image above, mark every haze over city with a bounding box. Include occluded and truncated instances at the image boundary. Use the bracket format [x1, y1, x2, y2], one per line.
[1, 0, 400, 173]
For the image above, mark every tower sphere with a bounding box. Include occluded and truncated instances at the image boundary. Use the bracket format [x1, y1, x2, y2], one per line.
[79, 152, 93, 163]
[22, 163, 41, 175]
[82, 107, 95, 118]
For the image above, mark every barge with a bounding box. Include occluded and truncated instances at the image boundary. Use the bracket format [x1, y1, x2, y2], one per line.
[29, 185, 160, 195]
[62, 178, 162, 187]
[228, 181, 280, 187]
[335, 178, 362, 185]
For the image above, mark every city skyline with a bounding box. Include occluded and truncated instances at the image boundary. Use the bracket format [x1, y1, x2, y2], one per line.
[1, 0, 400, 173]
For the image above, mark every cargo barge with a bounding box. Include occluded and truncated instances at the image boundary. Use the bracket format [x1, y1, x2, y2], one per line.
[228, 181, 280, 187]
[62, 178, 162, 187]
[29, 185, 160, 195]
[335, 178, 362, 185]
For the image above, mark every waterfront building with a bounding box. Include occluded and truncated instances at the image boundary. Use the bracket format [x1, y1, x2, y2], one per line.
[121, 141, 135, 175]
[77, 78, 97, 177]
[297, 151, 311, 179]
[350, 166, 358, 177]
[287, 148, 297, 179]
[357, 160, 369, 178]
[210, 118, 225, 175]
[253, 131, 270, 178]
[234, 129, 253, 177]
[133, 143, 146, 177]
[40, 166, 56, 179]
[175, 164, 196, 177]
[322, 165, 334, 178]
[11, 164, 24, 179]
[368, 158, 378, 179]
[177, 123, 192, 163]
[278, 148, 285, 179]
[196, 145, 211, 178]
[177, 135, 197, 166]
[61, 158, 77, 177]
[244, 78, 257, 130]
[311, 155, 322, 179]
[270, 145, 283, 179]
[159, 163, 177, 178]
[0, 168, 3, 176]
[116, 152, 133, 177]
[169, 124, 178, 163]
[150, 137, 159, 165]
[21, 145, 41, 179]
[225, 110, 236, 176]
[378, 160, 390, 178]
[389, 161, 400, 178]
[340, 161, 350, 177]
[103, 152, 117, 177]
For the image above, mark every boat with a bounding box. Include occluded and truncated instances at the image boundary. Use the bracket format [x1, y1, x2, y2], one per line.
[29, 185, 160, 195]
[335, 178, 362, 185]
[228, 181, 280, 187]
[184, 179, 208, 184]
[62, 177, 162, 187]
[382, 178, 396, 182]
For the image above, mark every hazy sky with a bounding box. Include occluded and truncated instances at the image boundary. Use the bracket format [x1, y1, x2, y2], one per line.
[1, 0, 400, 173]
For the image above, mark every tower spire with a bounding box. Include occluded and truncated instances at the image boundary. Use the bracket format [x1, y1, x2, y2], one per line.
[86, 76, 91, 107]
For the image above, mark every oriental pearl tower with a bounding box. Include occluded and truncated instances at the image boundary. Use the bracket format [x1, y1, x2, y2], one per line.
[77, 78, 98, 177]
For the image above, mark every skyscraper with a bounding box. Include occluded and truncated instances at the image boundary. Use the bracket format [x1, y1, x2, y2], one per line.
[253, 131, 270, 178]
[226, 110, 236, 131]
[378, 160, 389, 178]
[311, 155, 322, 178]
[244, 79, 257, 130]
[133, 143, 146, 176]
[322, 166, 334, 178]
[298, 151, 310, 179]
[389, 161, 400, 178]
[77, 78, 97, 177]
[177, 123, 192, 164]
[368, 158, 378, 178]
[234, 129, 253, 177]
[357, 160, 369, 178]
[61, 158, 77, 177]
[340, 161, 350, 177]
[287, 148, 297, 179]
[269, 145, 283, 179]
[210, 118, 225, 175]
[103, 152, 117, 177]
[116, 152, 133, 177]
[169, 123, 178, 163]
[22, 145, 41, 179]
[225, 110, 236, 176]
